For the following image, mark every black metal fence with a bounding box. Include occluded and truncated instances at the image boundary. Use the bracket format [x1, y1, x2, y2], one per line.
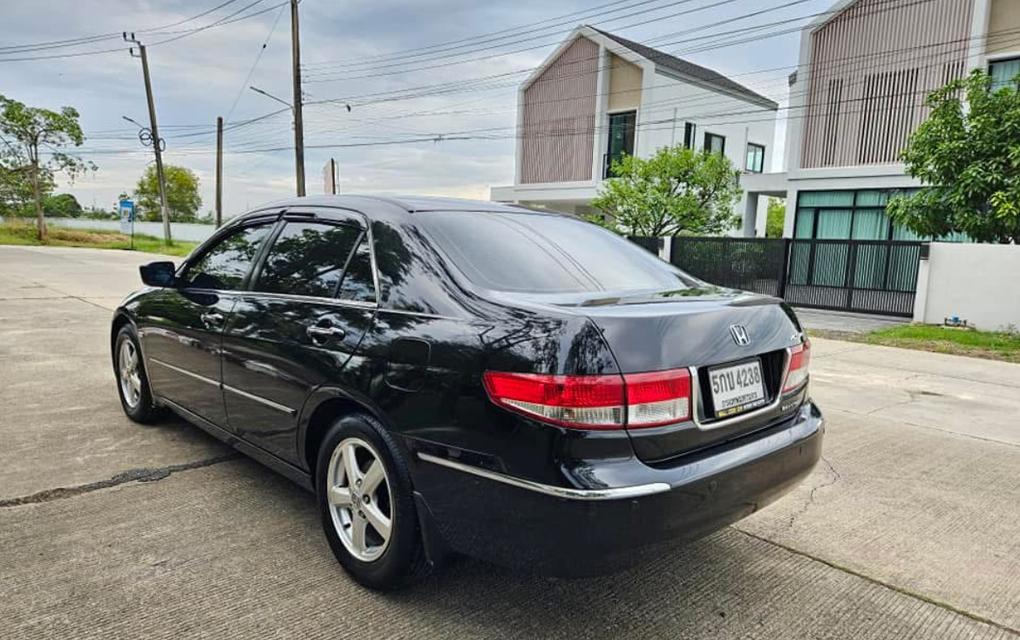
[670, 237, 790, 298]
[634, 236, 925, 317]
[627, 236, 663, 255]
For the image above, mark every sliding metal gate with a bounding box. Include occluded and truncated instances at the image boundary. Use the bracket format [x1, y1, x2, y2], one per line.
[666, 237, 924, 317]
[784, 239, 923, 317]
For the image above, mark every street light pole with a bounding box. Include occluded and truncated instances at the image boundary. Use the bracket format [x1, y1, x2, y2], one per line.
[215, 116, 223, 228]
[290, 0, 305, 197]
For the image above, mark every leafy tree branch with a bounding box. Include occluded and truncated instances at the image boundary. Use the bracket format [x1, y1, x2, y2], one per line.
[589, 146, 742, 237]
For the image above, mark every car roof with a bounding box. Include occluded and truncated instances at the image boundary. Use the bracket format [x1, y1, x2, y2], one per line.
[250, 194, 546, 216]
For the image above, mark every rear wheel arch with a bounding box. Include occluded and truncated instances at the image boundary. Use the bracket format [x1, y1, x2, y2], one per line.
[301, 393, 388, 482]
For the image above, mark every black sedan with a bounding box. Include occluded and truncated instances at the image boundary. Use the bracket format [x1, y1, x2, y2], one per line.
[111, 195, 822, 589]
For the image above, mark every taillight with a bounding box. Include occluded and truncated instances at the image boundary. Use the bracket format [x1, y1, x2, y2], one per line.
[783, 340, 811, 392]
[482, 368, 691, 430]
[624, 369, 691, 427]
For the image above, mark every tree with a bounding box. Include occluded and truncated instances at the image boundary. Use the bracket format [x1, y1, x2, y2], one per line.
[0, 155, 37, 217]
[0, 95, 94, 240]
[135, 164, 202, 222]
[43, 193, 82, 218]
[887, 69, 1020, 244]
[765, 197, 786, 238]
[590, 145, 742, 237]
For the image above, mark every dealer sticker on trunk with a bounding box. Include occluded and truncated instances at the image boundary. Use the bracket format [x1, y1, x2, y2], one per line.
[709, 359, 767, 418]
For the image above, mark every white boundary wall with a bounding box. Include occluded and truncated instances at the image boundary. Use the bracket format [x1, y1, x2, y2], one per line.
[913, 243, 1020, 331]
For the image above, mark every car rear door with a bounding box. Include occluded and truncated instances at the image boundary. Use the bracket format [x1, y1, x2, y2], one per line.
[220, 209, 378, 465]
[139, 217, 278, 426]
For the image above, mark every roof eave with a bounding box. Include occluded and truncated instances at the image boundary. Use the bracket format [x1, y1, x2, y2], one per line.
[653, 65, 779, 111]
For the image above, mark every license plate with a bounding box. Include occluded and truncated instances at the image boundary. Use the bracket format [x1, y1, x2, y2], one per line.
[708, 360, 766, 418]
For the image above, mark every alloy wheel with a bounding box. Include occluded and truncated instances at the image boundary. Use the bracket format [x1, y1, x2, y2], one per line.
[325, 437, 394, 562]
[118, 339, 142, 409]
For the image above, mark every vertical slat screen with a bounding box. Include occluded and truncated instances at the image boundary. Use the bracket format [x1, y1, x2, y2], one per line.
[801, 0, 973, 168]
[521, 37, 599, 184]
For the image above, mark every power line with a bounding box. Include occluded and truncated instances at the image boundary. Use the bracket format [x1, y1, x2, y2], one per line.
[149, 0, 268, 46]
[83, 1, 978, 156]
[224, 3, 288, 122]
[0, 0, 287, 62]
[66, 0, 992, 163]
[300, 0, 929, 109]
[303, 0, 763, 82]
[301, 0, 681, 72]
[82, 0, 918, 147]
[0, 0, 244, 55]
[180, 17, 1011, 156]
[98, 0, 992, 155]
[67, 66, 979, 157]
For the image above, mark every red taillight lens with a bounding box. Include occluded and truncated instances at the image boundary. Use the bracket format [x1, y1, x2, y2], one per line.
[483, 368, 691, 430]
[482, 372, 625, 429]
[783, 340, 811, 392]
[623, 369, 691, 428]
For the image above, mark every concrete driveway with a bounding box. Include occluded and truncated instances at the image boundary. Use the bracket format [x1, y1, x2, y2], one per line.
[1, 245, 1017, 639]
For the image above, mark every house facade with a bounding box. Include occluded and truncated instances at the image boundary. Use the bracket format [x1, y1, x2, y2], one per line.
[490, 26, 780, 236]
[743, 0, 1020, 243]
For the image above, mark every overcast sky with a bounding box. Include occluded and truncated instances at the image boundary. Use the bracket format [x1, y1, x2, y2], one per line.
[0, 0, 831, 219]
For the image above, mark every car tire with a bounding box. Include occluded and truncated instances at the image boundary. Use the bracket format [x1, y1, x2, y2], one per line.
[113, 324, 161, 424]
[316, 413, 430, 590]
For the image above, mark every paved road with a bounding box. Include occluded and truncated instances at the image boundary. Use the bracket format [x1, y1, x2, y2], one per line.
[1, 245, 1018, 640]
[795, 307, 907, 334]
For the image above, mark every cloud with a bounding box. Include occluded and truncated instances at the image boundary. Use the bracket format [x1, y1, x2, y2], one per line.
[1, 0, 804, 215]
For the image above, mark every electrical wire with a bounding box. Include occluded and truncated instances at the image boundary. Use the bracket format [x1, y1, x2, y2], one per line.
[224, 3, 289, 123]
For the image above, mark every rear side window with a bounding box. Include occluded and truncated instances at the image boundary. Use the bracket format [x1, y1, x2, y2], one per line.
[421, 211, 693, 294]
[255, 222, 361, 298]
[183, 223, 274, 291]
[337, 235, 376, 303]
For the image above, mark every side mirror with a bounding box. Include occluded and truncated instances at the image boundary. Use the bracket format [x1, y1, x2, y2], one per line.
[139, 261, 176, 287]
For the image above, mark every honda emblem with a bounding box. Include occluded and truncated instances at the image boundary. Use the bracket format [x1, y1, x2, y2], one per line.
[729, 324, 750, 346]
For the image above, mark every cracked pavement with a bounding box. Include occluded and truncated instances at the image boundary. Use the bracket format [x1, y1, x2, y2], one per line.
[1, 245, 1019, 639]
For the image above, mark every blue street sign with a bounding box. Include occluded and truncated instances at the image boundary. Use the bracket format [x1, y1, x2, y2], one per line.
[118, 199, 135, 235]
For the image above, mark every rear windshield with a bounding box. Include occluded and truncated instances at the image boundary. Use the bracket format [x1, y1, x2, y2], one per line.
[420, 210, 696, 294]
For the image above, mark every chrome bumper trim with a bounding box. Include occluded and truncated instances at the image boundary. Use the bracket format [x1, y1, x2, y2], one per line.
[417, 453, 671, 501]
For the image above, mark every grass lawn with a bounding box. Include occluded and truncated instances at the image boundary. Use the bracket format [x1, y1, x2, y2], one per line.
[0, 220, 198, 257]
[814, 324, 1020, 363]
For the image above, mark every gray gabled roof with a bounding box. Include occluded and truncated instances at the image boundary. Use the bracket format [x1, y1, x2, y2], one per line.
[592, 28, 779, 110]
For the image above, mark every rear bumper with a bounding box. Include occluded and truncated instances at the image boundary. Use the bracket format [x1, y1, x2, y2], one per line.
[412, 401, 823, 576]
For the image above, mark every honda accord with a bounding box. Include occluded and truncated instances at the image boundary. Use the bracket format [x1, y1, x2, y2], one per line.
[110, 195, 822, 589]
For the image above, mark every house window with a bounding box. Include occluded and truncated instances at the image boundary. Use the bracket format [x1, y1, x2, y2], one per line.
[683, 122, 697, 149]
[604, 110, 636, 178]
[791, 189, 968, 241]
[745, 143, 765, 173]
[990, 57, 1020, 90]
[704, 132, 725, 155]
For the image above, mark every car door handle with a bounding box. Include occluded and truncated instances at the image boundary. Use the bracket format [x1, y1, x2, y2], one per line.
[200, 312, 225, 326]
[307, 324, 346, 344]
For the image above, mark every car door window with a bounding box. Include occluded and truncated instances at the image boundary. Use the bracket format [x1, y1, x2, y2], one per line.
[183, 223, 274, 291]
[255, 221, 362, 298]
[337, 234, 377, 303]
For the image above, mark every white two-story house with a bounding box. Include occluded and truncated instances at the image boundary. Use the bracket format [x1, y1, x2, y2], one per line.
[490, 26, 780, 236]
[742, 0, 1020, 243]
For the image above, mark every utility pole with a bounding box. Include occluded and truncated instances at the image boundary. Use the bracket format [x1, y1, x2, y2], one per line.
[215, 116, 223, 227]
[290, 0, 306, 196]
[124, 33, 171, 245]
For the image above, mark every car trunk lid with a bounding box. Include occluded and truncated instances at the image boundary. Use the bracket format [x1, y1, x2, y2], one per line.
[496, 288, 806, 462]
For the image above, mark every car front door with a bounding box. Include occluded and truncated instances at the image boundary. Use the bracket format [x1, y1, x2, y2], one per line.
[221, 210, 378, 464]
[138, 217, 278, 426]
